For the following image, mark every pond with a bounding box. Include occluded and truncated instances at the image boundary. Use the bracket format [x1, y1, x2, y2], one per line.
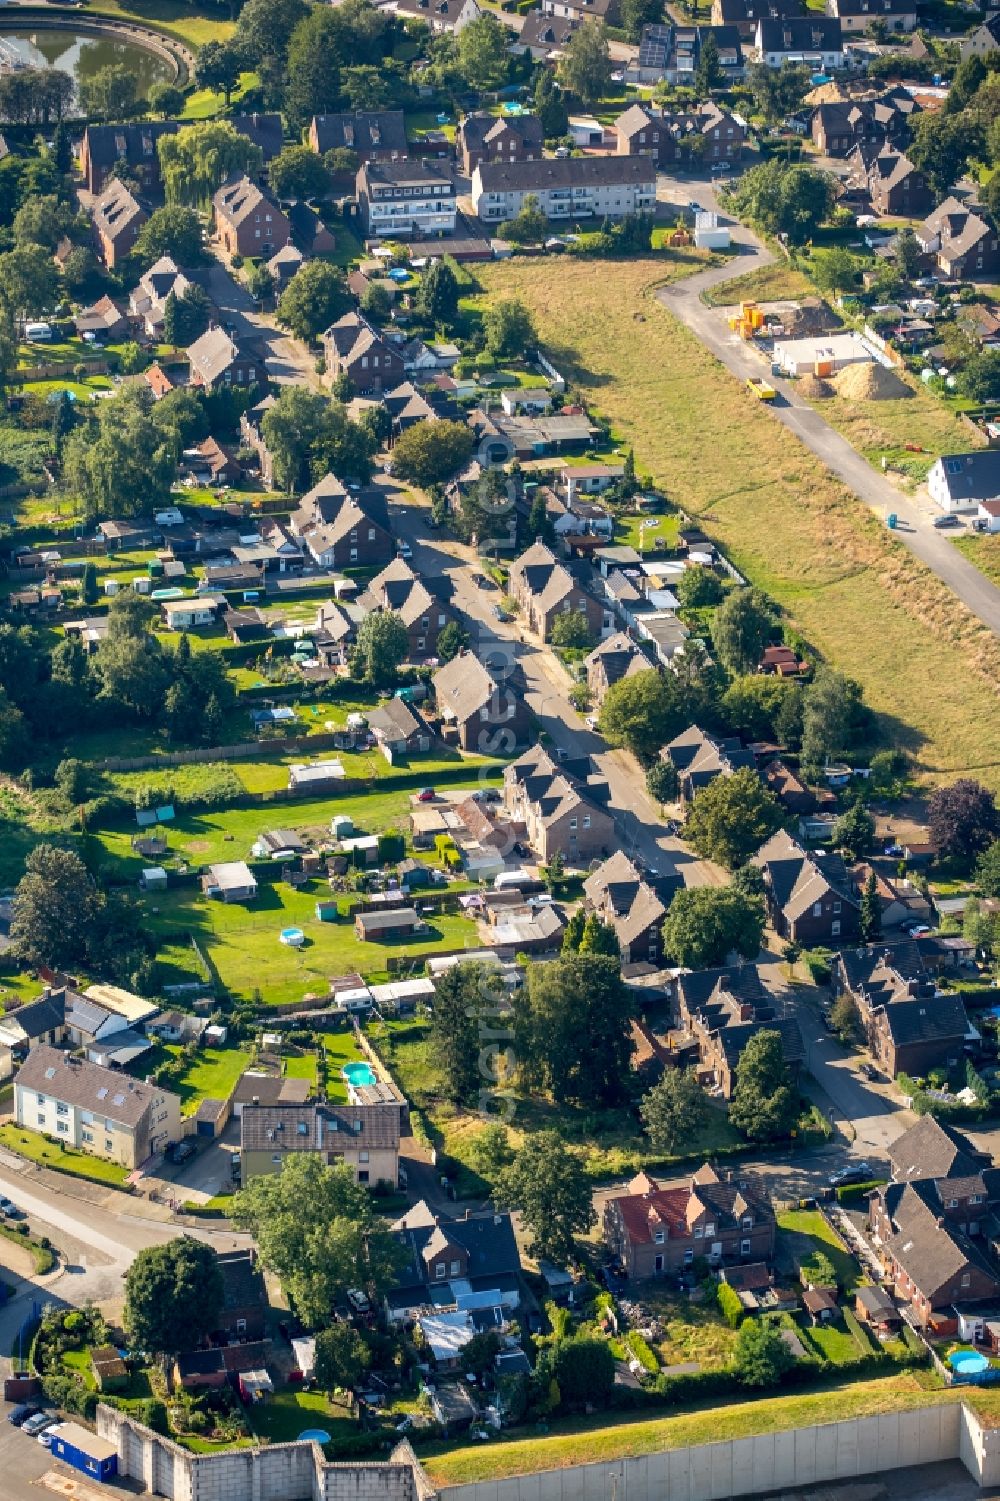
[0, 28, 173, 98]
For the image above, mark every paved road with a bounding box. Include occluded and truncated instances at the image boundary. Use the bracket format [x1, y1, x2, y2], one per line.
[655, 180, 1000, 640]
[393, 499, 725, 888]
[201, 262, 318, 389]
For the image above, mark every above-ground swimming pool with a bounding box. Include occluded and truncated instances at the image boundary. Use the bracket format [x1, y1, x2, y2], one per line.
[343, 1061, 377, 1088]
[949, 1350, 990, 1376]
[280, 927, 305, 947]
[297, 1429, 331, 1444]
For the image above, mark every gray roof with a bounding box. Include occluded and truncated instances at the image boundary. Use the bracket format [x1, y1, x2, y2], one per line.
[882, 1181, 998, 1304]
[932, 452, 1000, 506]
[240, 1101, 401, 1153]
[757, 15, 843, 47]
[477, 156, 655, 193]
[213, 175, 284, 229]
[888, 1115, 988, 1184]
[311, 110, 408, 157]
[3, 989, 67, 1040]
[233, 1073, 311, 1106]
[16, 1043, 174, 1128]
[187, 327, 265, 387]
[433, 650, 503, 723]
[368, 697, 423, 741]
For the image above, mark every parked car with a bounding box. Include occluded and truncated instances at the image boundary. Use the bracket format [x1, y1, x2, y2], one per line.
[933, 514, 961, 528]
[7, 1405, 39, 1427]
[168, 1140, 196, 1165]
[0, 1197, 19, 1216]
[397, 541, 413, 559]
[37, 1428, 56, 1448]
[859, 1062, 881, 1082]
[710, 161, 732, 174]
[828, 1161, 873, 1187]
[492, 604, 511, 622]
[22, 1413, 53, 1437]
[416, 787, 436, 802]
[905, 923, 931, 937]
[347, 1287, 371, 1315]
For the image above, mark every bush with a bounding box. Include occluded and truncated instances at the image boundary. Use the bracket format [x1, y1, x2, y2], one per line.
[835, 1179, 887, 1204]
[625, 1330, 659, 1375]
[716, 1280, 746, 1329]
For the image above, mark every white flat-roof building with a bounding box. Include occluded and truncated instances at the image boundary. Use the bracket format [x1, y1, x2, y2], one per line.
[772, 331, 873, 376]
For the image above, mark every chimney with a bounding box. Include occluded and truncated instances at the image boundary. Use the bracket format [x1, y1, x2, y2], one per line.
[252, 1095, 259, 1106]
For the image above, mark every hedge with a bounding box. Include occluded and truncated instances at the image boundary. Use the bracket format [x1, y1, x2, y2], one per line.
[625, 1330, 659, 1375]
[716, 1281, 745, 1329]
[843, 1306, 877, 1355]
[835, 1179, 887, 1204]
[902, 1322, 925, 1356]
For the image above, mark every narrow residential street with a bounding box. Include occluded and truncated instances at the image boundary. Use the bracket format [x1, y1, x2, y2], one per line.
[200, 262, 318, 388]
[656, 179, 1000, 640]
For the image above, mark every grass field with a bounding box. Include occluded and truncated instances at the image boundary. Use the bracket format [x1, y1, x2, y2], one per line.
[639, 1291, 740, 1370]
[799, 1318, 861, 1364]
[701, 260, 816, 307]
[474, 257, 1000, 786]
[131, 1044, 251, 1114]
[955, 533, 1000, 588]
[0, 1124, 130, 1185]
[91, 0, 235, 48]
[777, 1208, 861, 1293]
[248, 1387, 356, 1445]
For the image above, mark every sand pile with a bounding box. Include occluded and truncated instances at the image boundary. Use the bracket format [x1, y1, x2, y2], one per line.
[798, 373, 834, 399]
[833, 360, 912, 401]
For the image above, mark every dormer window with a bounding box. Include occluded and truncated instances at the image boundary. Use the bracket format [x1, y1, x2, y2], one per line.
[654, 1229, 664, 1244]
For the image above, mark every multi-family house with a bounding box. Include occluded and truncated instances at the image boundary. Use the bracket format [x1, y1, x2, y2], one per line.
[673, 964, 805, 1099]
[129, 256, 208, 339]
[754, 15, 844, 66]
[290, 473, 395, 569]
[357, 558, 453, 661]
[753, 828, 861, 944]
[826, 0, 915, 29]
[540, 0, 619, 22]
[604, 1163, 777, 1279]
[831, 942, 972, 1079]
[503, 744, 615, 863]
[91, 179, 147, 268]
[711, 0, 803, 39]
[230, 112, 284, 164]
[863, 145, 932, 217]
[14, 1044, 181, 1169]
[356, 160, 457, 238]
[213, 176, 291, 259]
[583, 851, 672, 965]
[432, 649, 531, 754]
[918, 198, 1000, 281]
[186, 327, 268, 391]
[80, 121, 177, 195]
[386, 1201, 523, 1322]
[375, 0, 482, 31]
[584, 631, 650, 707]
[516, 12, 580, 57]
[322, 311, 406, 395]
[661, 725, 757, 803]
[309, 110, 409, 162]
[625, 22, 745, 84]
[472, 157, 656, 225]
[508, 541, 609, 641]
[240, 1102, 401, 1186]
[457, 112, 544, 175]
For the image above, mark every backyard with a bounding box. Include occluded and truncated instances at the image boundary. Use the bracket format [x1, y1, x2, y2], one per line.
[129, 1044, 252, 1114]
[776, 1208, 862, 1294]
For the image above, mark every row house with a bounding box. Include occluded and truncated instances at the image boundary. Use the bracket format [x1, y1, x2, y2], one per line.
[753, 828, 861, 945]
[852, 143, 931, 217]
[583, 851, 672, 966]
[918, 198, 1000, 282]
[811, 89, 918, 156]
[457, 112, 544, 176]
[357, 557, 454, 661]
[309, 110, 408, 163]
[374, 0, 482, 32]
[625, 22, 745, 85]
[661, 724, 756, 803]
[15, 1044, 181, 1169]
[604, 1163, 777, 1279]
[502, 744, 615, 864]
[674, 963, 805, 1099]
[516, 11, 580, 57]
[507, 541, 610, 642]
[432, 649, 531, 755]
[832, 941, 971, 1079]
[80, 120, 177, 196]
[186, 327, 268, 391]
[387, 1201, 523, 1323]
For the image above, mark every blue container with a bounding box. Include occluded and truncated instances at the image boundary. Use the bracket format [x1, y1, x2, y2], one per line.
[50, 1425, 119, 1483]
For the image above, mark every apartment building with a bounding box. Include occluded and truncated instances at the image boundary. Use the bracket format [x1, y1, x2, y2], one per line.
[15, 1044, 181, 1169]
[472, 156, 656, 224]
[357, 161, 457, 238]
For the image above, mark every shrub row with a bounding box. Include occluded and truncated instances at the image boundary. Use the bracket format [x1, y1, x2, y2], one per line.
[625, 1330, 659, 1375]
[835, 1179, 887, 1204]
[716, 1280, 745, 1329]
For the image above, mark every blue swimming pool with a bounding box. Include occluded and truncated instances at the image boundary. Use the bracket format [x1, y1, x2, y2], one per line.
[950, 1350, 990, 1376]
[343, 1061, 377, 1088]
[298, 1429, 331, 1444]
[280, 927, 305, 947]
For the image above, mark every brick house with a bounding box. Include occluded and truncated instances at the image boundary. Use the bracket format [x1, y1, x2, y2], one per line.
[432, 648, 531, 754]
[508, 541, 610, 642]
[323, 312, 406, 396]
[832, 942, 972, 1079]
[584, 631, 650, 708]
[753, 828, 861, 944]
[711, 0, 804, 40]
[604, 1163, 776, 1279]
[80, 121, 177, 195]
[673, 963, 805, 1099]
[240, 1102, 401, 1187]
[502, 744, 615, 864]
[457, 112, 544, 175]
[386, 1201, 523, 1323]
[91, 180, 147, 269]
[290, 474, 394, 570]
[918, 198, 1000, 281]
[661, 725, 756, 803]
[864, 146, 932, 217]
[870, 1184, 1000, 1330]
[583, 851, 672, 965]
[186, 327, 268, 391]
[309, 110, 409, 162]
[213, 176, 291, 260]
[215, 1249, 267, 1342]
[357, 558, 453, 661]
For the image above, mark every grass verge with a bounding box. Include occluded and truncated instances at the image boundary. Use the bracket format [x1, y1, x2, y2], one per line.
[0, 1124, 131, 1188]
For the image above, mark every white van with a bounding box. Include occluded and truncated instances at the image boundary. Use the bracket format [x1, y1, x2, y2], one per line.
[24, 322, 54, 342]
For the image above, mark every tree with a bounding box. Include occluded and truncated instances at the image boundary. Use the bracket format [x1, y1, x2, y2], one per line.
[726, 158, 834, 245]
[277, 260, 347, 342]
[908, 112, 982, 198]
[640, 1069, 711, 1153]
[965, 897, 999, 956]
[546, 1338, 615, 1406]
[856, 868, 881, 943]
[733, 1318, 794, 1389]
[945, 53, 987, 114]
[597, 668, 683, 764]
[494, 1131, 596, 1264]
[10, 845, 99, 969]
[676, 567, 724, 609]
[283, 6, 347, 126]
[124, 1238, 224, 1357]
[147, 83, 185, 119]
[662, 884, 765, 969]
[811, 246, 860, 295]
[134, 205, 204, 268]
[79, 64, 139, 122]
[0, 244, 60, 322]
[830, 990, 862, 1043]
[534, 69, 569, 138]
[561, 908, 586, 952]
[499, 193, 550, 246]
[729, 1029, 798, 1141]
[469, 1120, 515, 1182]
[195, 40, 244, 106]
[158, 122, 264, 205]
[391, 419, 474, 487]
[80, 562, 98, 607]
[54, 758, 91, 807]
[833, 798, 874, 862]
[976, 839, 1000, 898]
[516, 955, 634, 1105]
[95, 592, 169, 719]
[579, 912, 620, 957]
[314, 1322, 370, 1394]
[895, 226, 920, 280]
[161, 284, 211, 347]
[351, 610, 408, 687]
[646, 759, 678, 805]
[416, 259, 459, 326]
[260, 386, 373, 491]
[482, 298, 536, 360]
[457, 13, 510, 89]
[720, 675, 791, 742]
[431, 962, 499, 1105]
[63, 386, 175, 521]
[269, 144, 333, 201]
[928, 778, 1000, 865]
[695, 30, 722, 92]
[558, 20, 613, 104]
[236, 0, 309, 64]
[745, 61, 810, 124]
[684, 768, 783, 870]
[800, 667, 867, 777]
[232, 1156, 403, 1327]
[550, 610, 592, 649]
[436, 620, 470, 661]
[960, 349, 1000, 404]
[710, 588, 776, 675]
[12, 195, 74, 252]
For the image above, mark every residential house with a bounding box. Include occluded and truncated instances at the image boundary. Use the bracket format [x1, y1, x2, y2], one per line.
[240, 395, 277, 489]
[753, 828, 861, 944]
[541, 0, 619, 22]
[216, 1248, 268, 1342]
[604, 1163, 777, 1279]
[213, 176, 291, 259]
[918, 198, 1000, 281]
[961, 12, 1000, 58]
[864, 145, 931, 217]
[623, 22, 745, 85]
[128, 256, 205, 340]
[266, 243, 304, 288]
[80, 121, 177, 195]
[432, 648, 531, 754]
[583, 851, 671, 965]
[375, 0, 482, 32]
[558, 464, 623, 508]
[356, 160, 457, 238]
[322, 311, 406, 396]
[507, 541, 608, 641]
[502, 743, 615, 863]
[754, 16, 844, 66]
[160, 598, 220, 631]
[358, 558, 453, 660]
[186, 327, 268, 391]
[14, 1044, 181, 1168]
[516, 12, 580, 57]
[231, 112, 284, 164]
[812, 101, 884, 156]
[928, 451, 1000, 514]
[826, 0, 916, 31]
[91, 180, 147, 269]
[584, 631, 650, 707]
[386, 1200, 523, 1323]
[241, 1101, 401, 1185]
[661, 724, 756, 803]
[762, 757, 817, 816]
[832, 942, 972, 1079]
[472, 156, 656, 224]
[74, 295, 128, 342]
[383, 381, 436, 432]
[308, 110, 409, 161]
[711, 0, 804, 39]
[287, 201, 337, 256]
[0, 990, 67, 1079]
[291, 473, 394, 569]
[366, 697, 431, 758]
[458, 112, 544, 175]
[674, 963, 805, 1098]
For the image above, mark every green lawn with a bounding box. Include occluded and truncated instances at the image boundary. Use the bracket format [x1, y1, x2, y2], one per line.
[90, 0, 236, 48]
[321, 1030, 366, 1102]
[181, 71, 259, 118]
[131, 1045, 252, 1114]
[799, 1318, 861, 1364]
[61, 1348, 97, 1390]
[614, 511, 681, 554]
[248, 1386, 356, 1445]
[777, 1209, 862, 1293]
[0, 1124, 131, 1185]
[283, 1051, 319, 1088]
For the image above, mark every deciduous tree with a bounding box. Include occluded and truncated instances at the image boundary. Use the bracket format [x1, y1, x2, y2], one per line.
[597, 668, 682, 764]
[640, 1068, 711, 1154]
[134, 205, 204, 268]
[661, 884, 765, 969]
[277, 260, 347, 342]
[269, 144, 332, 201]
[729, 1029, 798, 1141]
[558, 20, 613, 104]
[390, 418, 474, 487]
[928, 778, 1000, 865]
[516, 954, 634, 1105]
[710, 588, 777, 675]
[482, 298, 536, 359]
[124, 1238, 224, 1357]
[10, 844, 99, 969]
[457, 13, 510, 89]
[158, 122, 263, 205]
[351, 610, 408, 686]
[683, 767, 783, 869]
[494, 1131, 596, 1264]
[733, 1318, 794, 1388]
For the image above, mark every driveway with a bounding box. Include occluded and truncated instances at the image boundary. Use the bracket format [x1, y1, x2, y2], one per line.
[655, 178, 1000, 640]
[200, 261, 318, 389]
[392, 499, 725, 888]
